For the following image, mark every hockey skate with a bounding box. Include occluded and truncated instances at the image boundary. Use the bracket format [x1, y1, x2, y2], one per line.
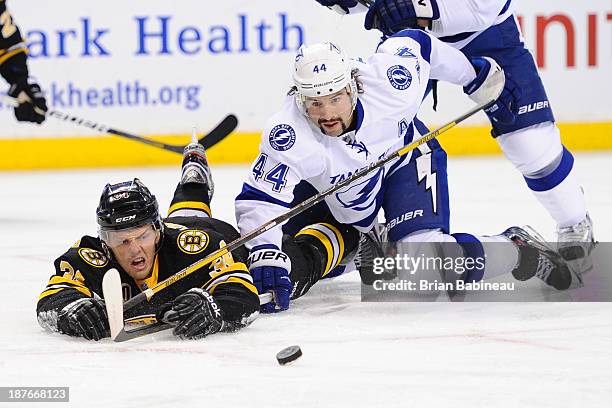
[502, 226, 577, 290]
[181, 129, 215, 201]
[355, 223, 396, 285]
[556, 214, 596, 275]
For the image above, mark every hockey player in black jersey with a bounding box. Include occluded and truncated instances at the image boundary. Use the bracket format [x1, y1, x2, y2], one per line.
[0, 0, 47, 123]
[37, 141, 260, 341]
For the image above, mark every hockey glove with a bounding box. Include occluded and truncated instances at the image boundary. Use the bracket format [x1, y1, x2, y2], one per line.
[365, 0, 419, 34]
[1, 53, 47, 124]
[57, 298, 110, 341]
[158, 288, 224, 340]
[247, 246, 292, 313]
[464, 57, 521, 126]
[315, 0, 358, 14]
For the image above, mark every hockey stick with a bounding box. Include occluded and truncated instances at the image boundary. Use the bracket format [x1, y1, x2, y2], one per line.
[113, 100, 491, 330]
[1, 95, 238, 152]
[103, 268, 273, 342]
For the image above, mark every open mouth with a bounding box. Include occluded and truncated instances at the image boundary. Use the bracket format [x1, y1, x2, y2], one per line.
[131, 257, 146, 270]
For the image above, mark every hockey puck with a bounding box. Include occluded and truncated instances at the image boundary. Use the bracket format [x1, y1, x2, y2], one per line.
[276, 345, 302, 365]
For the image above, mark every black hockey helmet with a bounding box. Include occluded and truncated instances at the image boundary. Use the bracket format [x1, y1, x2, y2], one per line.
[96, 178, 162, 232]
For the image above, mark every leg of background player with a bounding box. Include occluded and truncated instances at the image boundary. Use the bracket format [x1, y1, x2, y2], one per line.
[167, 140, 213, 219]
[460, 16, 595, 274]
[497, 122, 595, 274]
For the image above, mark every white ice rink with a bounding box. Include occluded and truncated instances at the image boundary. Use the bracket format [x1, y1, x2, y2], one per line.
[1, 152, 611, 407]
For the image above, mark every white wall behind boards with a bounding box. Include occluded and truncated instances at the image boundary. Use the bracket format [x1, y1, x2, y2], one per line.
[1, 0, 610, 139]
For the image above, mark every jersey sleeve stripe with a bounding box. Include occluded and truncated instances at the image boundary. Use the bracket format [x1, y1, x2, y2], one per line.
[38, 288, 64, 301]
[38, 284, 92, 301]
[206, 270, 254, 289]
[0, 47, 26, 65]
[390, 29, 432, 63]
[47, 276, 92, 292]
[207, 276, 259, 296]
[236, 183, 292, 208]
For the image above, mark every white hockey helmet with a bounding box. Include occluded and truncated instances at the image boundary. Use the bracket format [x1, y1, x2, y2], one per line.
[293, 42, 358, 113]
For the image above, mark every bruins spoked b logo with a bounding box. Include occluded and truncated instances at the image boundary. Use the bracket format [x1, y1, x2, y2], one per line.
[78, 248, 109, 267]
[177, 229, 210, 254]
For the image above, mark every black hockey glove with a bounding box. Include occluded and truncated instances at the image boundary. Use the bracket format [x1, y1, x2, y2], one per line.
[158, 288, 224, 340]
[365, 0, 419, 35]
[1, 53, 47, 124]
[315, 0, 358, 14]
[57, 298, 110, 341]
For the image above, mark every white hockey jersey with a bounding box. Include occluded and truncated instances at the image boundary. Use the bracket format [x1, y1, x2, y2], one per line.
[235, 31, 476, 250]
[427, 0, 515, 49]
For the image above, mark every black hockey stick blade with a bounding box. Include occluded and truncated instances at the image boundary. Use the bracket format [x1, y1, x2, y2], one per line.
[111, 292, 273, 342]
[113, 321, 172, 342]
[2, 96, 237, 155]
[109, 113, 238, 154]
[199, 114, 238, 150]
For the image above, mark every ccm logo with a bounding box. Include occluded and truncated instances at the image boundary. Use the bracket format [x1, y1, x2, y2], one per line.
[518, 101, 549, 115]
[115, 215, 137, 223]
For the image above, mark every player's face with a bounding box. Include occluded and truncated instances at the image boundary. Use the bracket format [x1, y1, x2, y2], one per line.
[104, 224, 160, 280]
[304, 88, 354, 137]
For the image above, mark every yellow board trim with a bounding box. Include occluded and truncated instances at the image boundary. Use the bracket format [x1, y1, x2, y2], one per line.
[296, 228, 335, 276]
[0, 122, 610, 170]
[168, 201, 212, 217]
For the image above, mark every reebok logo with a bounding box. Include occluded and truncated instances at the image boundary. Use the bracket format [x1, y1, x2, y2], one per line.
[203, 291, 222, 318]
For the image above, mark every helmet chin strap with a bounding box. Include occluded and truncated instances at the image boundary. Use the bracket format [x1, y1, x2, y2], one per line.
[348, 78, 358, 111]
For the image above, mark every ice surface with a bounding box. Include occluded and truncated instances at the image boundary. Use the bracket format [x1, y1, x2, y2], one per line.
[0, 153, 611, 407]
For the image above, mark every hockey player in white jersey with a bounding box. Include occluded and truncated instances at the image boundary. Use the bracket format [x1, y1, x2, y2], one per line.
[235, 35, 575, 313]
[315, 0, 595, 274]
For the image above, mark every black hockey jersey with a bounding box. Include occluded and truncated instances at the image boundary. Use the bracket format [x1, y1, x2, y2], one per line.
[0, 1, 28, 72]
[37, 216, 259, 334]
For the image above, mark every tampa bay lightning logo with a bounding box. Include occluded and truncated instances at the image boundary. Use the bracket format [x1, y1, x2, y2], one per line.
[269, 124, 296, 151]
[336, 168, 383, 211]
[387, 65, 412, 90]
